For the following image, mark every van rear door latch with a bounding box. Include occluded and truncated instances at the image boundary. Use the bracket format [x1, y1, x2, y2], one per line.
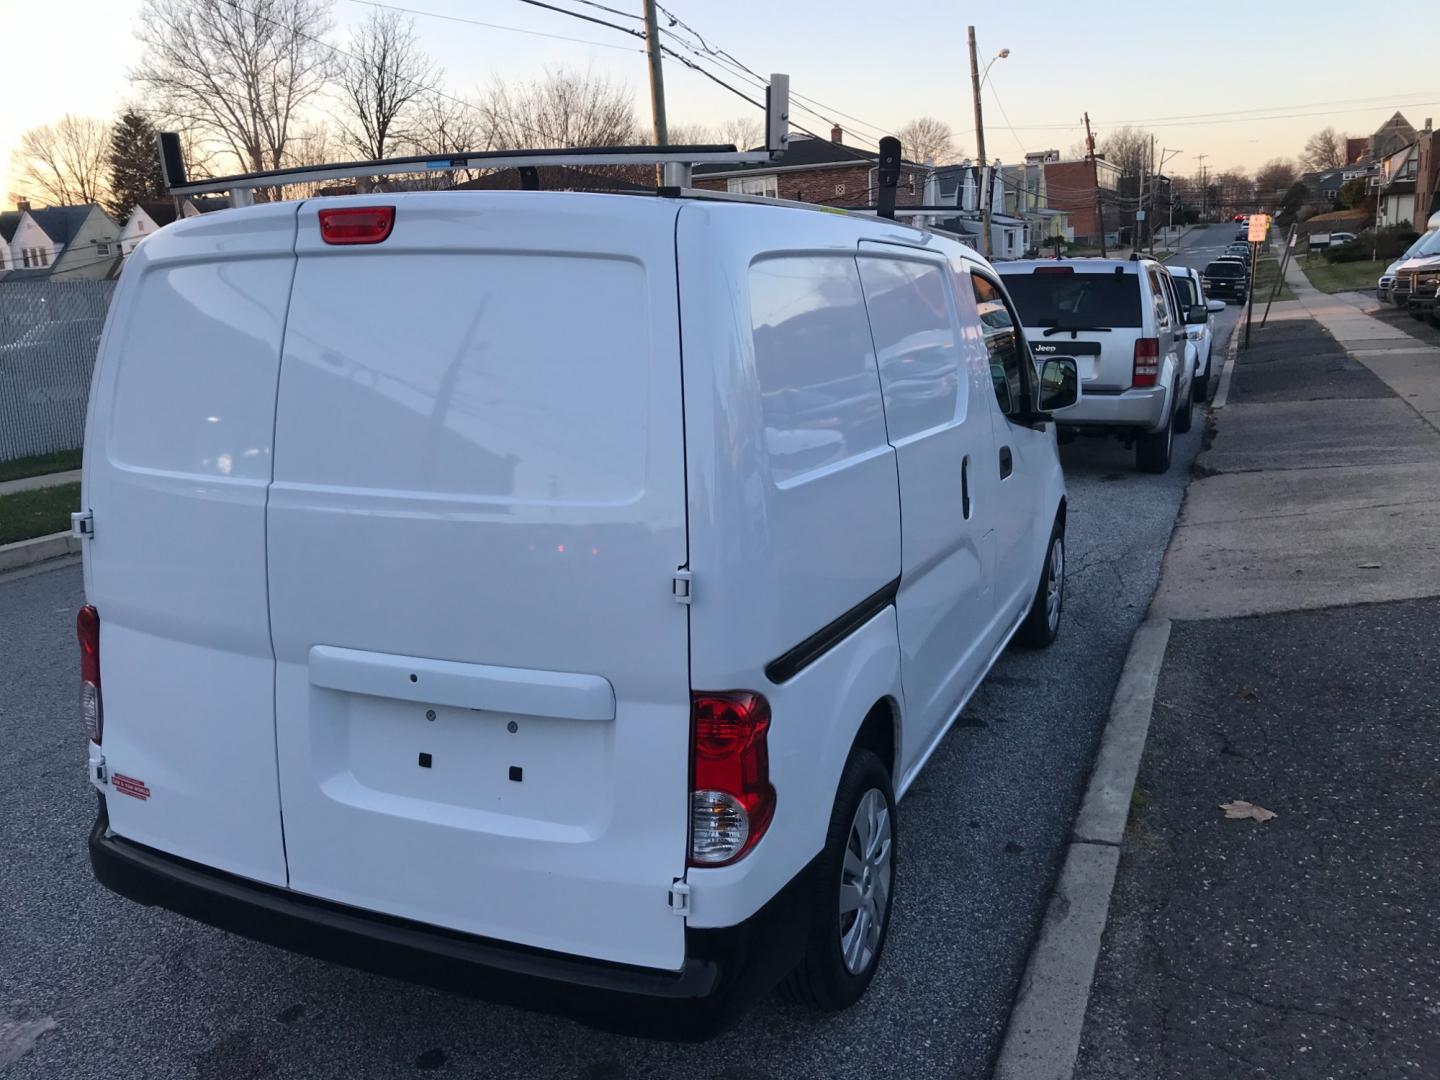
[668, 879, 690, 916]
[71, 510, 94, 539]
[671, 569, 692, 605]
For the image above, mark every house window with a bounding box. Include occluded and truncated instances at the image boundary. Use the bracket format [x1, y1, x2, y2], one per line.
[727, 175, 778, 198]
[39, 248, 49, 266]
[96, 242, 111, 257]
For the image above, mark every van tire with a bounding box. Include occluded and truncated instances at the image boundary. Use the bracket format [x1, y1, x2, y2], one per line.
[781, 749, 896, 1013]
[1135, 415, 1173, 474]
[1173, 383, 1194, 434]
[1018, 525, 1064, 648]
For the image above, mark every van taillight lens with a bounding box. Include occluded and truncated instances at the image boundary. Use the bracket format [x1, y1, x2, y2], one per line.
[1133, 338, 1160, 388]
[689, 692, 775, 866]
[77, 605, 102, 744]
[318, 206, 394, 245]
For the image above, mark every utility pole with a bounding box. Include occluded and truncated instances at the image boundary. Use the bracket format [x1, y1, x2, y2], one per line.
[1084, 111, 1106, 257]
[967, 26, 991, 258]
[642, 0, 667, 183]
[1195, 153, 1208, 221]
[1147, 134, 1157, 255]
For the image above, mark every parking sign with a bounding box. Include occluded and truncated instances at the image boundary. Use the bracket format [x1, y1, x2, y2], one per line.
[1248, 214, 1271, 243]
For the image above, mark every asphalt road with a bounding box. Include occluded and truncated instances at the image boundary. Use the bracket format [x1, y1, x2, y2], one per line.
[0, 246, 1236, 1080]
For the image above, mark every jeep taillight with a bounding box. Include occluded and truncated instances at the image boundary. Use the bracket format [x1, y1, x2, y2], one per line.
[689, 692, 775, 866]
[1133, 338, 1159, 388]
[77, 605, 102, 745]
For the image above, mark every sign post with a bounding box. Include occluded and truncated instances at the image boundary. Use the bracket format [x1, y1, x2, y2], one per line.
[1243, 214, 1271, 349]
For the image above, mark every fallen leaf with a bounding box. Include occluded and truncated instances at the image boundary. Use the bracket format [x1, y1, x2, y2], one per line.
[1357, 562, 1383, 570]
[1235, 687, 1260, 702]
[1219, 800, 1277, 823]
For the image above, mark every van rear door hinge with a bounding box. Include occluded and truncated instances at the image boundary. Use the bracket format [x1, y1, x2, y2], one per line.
[671, 569, 692, 605]
[71, 510, 94, 539]
[668, 879, 690, 916]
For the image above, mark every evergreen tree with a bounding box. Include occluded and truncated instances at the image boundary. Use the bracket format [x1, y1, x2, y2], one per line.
[106, 110, 166, 219]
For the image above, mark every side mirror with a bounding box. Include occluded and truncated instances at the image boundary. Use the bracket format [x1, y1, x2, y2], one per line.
[1186, 304, 1209, 325]
[1206, 299, 1226, 313]
[1037, 356, 1080, 412]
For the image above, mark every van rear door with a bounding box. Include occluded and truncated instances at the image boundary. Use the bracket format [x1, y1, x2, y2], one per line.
[82, 203, 297, 885]
[266, 195, 691, 970]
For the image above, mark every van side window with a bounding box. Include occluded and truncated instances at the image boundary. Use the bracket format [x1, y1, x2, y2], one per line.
[970, 272, 1025, 417]
[750, 256, 890, 483]
[856, 257, 965, 438]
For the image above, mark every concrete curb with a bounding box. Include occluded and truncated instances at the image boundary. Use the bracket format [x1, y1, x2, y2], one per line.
[1211, 326, 1242, 410]
[993, 617, 1173, 1080]
[0, 532, 81, 573]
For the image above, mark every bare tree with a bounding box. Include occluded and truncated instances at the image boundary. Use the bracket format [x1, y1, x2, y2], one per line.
[480, 68, 638, 150]
[336, 9, 437, 161]
[9, 115, 111, 206]
[132, 0, 334, 178]
[897, 116, 959, 165]
[1096, 125, 1152, 177]
[666, 122, 715, 146]
[717, 115, 763, 150]
[1252, 158, 1298, 208]
[1300, 127, 1346, 171]
[280, 121, 340, 197]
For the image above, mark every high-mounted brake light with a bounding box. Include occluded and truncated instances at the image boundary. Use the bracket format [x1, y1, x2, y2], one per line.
[318, 206, 394, 245]
[77, 605, 102, 744]
[1132, 337, 1160, 388]
[689, 691, 775, 866]
[1033, 266, 1074, 274]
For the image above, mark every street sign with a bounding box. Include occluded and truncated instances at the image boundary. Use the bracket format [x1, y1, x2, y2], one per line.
[1248, 214, 1271, 243]
[1135, 210, 1146, 221]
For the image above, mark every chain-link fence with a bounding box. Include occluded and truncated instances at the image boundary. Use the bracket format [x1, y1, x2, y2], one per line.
[0, 279, 115, 461]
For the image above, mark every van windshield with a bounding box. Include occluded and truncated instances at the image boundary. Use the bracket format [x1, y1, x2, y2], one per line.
[1002, 271, 1143, 329]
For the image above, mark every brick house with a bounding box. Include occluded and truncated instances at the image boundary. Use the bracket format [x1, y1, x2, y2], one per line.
[691, 127, 927, 210]
[1041, 156, 1121, 244]
[1413, 120, 1438, 231]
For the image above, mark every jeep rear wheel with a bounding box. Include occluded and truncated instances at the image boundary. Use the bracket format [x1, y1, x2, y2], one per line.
[1135, 415, 1174, 474]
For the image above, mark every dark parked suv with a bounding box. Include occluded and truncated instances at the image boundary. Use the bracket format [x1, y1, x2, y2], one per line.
[1202, 260, 1248, 304]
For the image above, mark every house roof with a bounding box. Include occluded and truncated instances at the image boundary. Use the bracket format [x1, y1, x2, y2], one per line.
[28, 204, 102, 245]
[691, 135, 889, 177]
[139, 200, 179, 226]
[0, 210, 19, 242]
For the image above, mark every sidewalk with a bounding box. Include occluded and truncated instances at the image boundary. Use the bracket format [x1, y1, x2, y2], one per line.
[1071, 298, 1440, 1075]
[0, 469, 81, 497]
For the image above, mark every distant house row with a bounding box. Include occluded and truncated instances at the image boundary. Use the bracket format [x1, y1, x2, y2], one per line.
[0, 197, 228, 280]
[1297, 113, 1438, 232]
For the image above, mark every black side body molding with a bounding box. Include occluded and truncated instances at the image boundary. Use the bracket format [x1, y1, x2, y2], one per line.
[765, 577, 901, 684]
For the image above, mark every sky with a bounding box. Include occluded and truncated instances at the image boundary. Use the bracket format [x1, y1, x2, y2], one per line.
[3, 0, 1438, 208]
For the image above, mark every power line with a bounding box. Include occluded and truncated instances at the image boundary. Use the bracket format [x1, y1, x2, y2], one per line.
[345, 0, 640, 51]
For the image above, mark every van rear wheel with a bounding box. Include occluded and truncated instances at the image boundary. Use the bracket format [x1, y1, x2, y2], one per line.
[1135, 415, 1173, 474]
[1018, 526, 1064, 648]
[781, 749, 896, 1012]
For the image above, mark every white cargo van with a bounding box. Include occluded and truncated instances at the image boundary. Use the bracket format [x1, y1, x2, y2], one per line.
[78, 191, 1077, 1038]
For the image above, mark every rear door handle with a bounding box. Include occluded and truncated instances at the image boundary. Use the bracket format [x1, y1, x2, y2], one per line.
[961, 455, 971, 519]
[999, 446, 1013, 479]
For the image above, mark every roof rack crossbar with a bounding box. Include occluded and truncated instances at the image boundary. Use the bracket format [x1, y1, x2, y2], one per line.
[158, 73, 792, 203]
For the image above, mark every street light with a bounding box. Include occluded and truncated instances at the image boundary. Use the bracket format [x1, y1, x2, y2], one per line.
[968, 33, 1009, 257]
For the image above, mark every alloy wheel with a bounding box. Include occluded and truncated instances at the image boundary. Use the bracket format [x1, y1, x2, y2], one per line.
[838, 788, 893, 975]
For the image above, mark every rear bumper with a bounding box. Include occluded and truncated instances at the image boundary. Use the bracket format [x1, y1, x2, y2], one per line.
[1204, 281, 1246, 301]
[89, 801, 814, 1041]
[1059, 385, 1170, 433]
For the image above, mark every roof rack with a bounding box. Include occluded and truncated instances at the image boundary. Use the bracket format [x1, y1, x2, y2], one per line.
[159, 75, 791, 208]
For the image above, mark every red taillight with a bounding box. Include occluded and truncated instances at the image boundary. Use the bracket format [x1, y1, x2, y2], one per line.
[318, 206, 395, 245]
[77, 605, 102, 744]
[1033, 265, 1074, 274]
[689, 691, 775, 867]
[1132, 337, 1160, 388]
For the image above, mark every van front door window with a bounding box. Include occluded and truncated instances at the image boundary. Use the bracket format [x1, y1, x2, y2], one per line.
[970, 272, 1024, 416]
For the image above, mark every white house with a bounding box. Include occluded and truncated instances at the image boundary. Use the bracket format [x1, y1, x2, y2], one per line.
[1376, 142, 1419, 230]
[2, 203, 121, 279]
[119, 201, 180, 256]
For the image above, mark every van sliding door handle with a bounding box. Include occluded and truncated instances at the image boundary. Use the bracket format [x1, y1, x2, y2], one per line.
[999, 446, 1013, 479]
[961, 455, 971, 520]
